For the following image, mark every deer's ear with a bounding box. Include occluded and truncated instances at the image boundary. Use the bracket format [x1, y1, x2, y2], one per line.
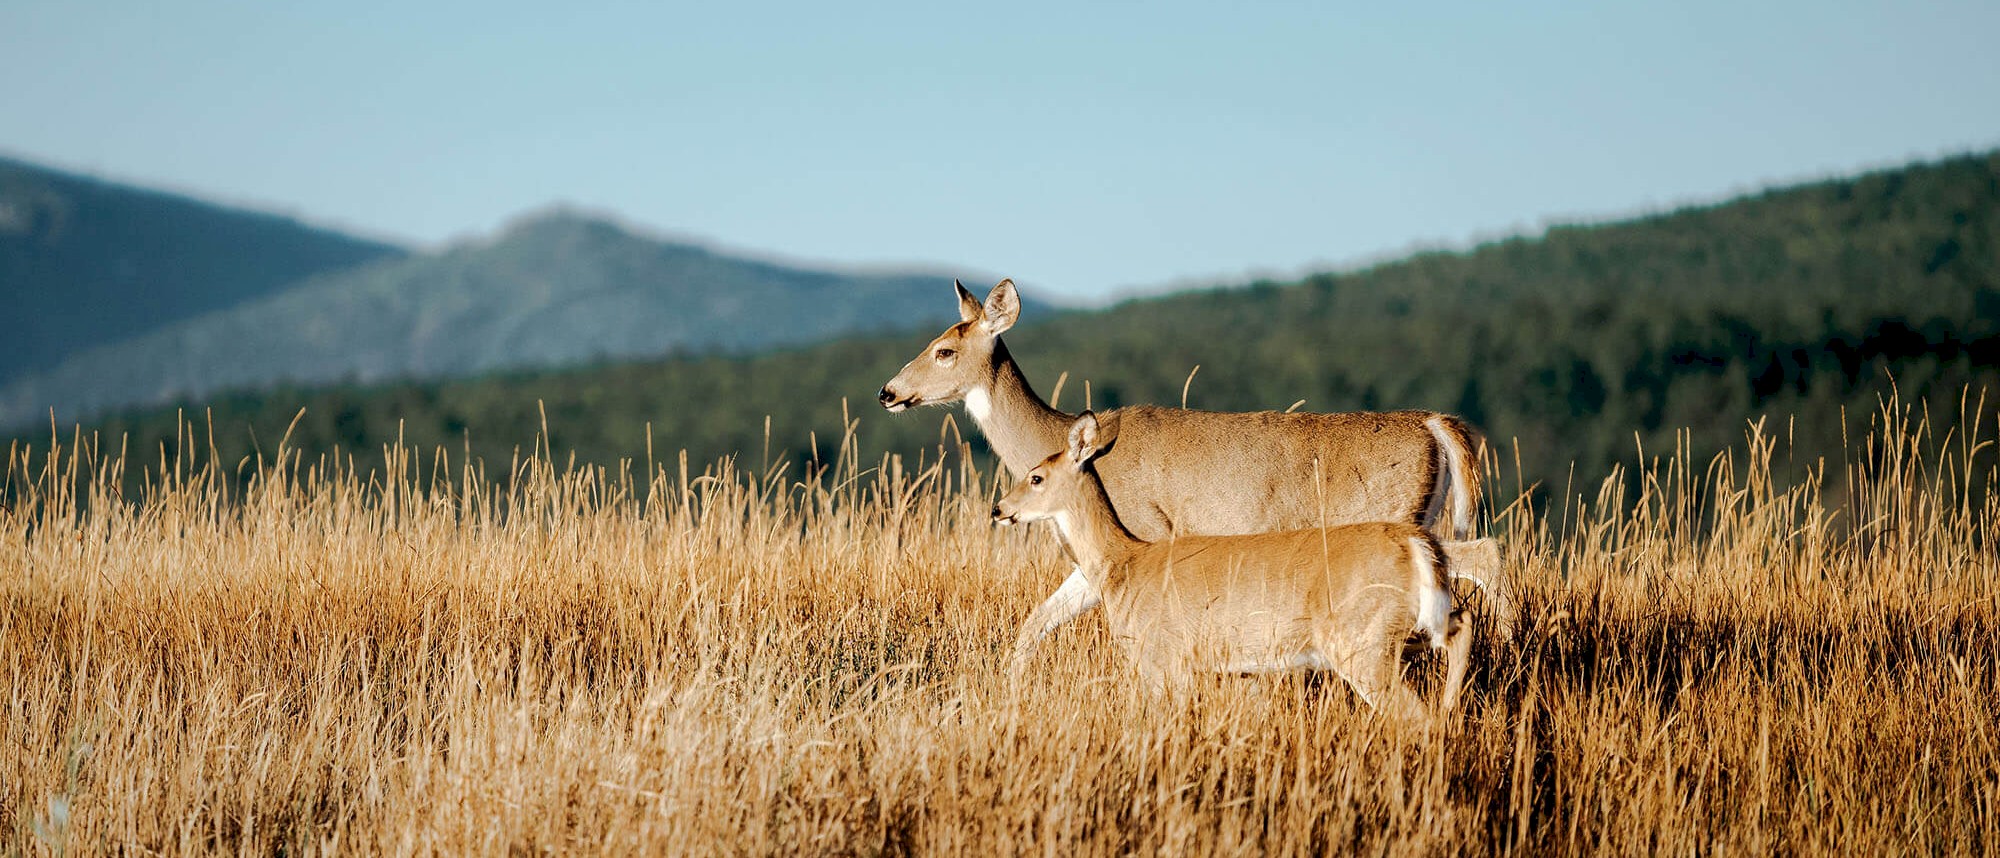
[954, 279, 983, 323]
[981, 279, 1020, 334]
[1067, 410, 1111, 465]
[1092, 410, 1120, 449]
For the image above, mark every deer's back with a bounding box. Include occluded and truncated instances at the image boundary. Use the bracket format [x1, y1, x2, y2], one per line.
[1094, 406, 1444, 541]
[1102, 522, 1432, 659]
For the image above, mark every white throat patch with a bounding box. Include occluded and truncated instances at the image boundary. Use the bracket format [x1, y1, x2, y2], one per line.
[1051, 510, 1074, 543]
[964, 387, 992, 421]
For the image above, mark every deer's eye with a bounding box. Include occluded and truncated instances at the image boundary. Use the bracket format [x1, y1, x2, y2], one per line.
[934, 348, 956, 360]
[1030, 474, 1043, 485]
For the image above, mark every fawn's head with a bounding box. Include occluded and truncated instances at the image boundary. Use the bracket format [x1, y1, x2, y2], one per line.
[992, 411, 1117, 527]
[878, 279, 1021, 413]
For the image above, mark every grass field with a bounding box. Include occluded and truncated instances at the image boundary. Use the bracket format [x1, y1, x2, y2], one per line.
[3, 393, 1997, 855]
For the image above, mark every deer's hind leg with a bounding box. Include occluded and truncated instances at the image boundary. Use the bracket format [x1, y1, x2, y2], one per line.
[1438, 611, 1475, 713]
[1317, 609, 1427, 722]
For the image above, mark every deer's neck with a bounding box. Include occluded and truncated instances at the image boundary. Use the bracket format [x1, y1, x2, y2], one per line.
[970, 339, 1073, 477]
[1054, 471, 1145, 582]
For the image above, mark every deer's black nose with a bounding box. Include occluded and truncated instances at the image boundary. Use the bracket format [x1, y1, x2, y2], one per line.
[990, 505, 1002, 519]
[877, 387, 895, 405]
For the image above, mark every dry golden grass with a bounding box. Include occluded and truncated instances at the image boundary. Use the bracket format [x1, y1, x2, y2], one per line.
[3, 394, 1998, 855]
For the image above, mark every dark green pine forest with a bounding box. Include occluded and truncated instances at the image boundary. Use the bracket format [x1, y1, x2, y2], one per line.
[17, 151, 1999, 501]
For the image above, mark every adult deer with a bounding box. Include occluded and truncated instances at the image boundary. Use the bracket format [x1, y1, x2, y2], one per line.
[992, 412, 1474, 715]
[878, 279, 1509, 664]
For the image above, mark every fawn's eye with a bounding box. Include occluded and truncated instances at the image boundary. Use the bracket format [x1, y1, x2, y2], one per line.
[1030, 474, 1043, 485]
[935, 348, 956, 360]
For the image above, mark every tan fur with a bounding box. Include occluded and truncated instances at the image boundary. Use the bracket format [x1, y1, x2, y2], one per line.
[880, 280, 1516, 650]
[993, 412, 1475, 718]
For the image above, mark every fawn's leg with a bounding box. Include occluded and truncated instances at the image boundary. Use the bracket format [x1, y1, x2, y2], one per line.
[1009, 567, 1101, 673]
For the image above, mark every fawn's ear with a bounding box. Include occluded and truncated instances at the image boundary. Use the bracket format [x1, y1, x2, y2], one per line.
[1067, 410, 1114, 466]
[981, 279, 1021, 335]
[954, 279, 983, 323]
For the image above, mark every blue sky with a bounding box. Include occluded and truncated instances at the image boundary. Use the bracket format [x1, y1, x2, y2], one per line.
[5, 1, 1997, 302]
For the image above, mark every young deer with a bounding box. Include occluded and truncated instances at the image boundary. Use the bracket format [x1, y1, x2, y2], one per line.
[879, 279, 1510, 663]
[992, 412, 1475, 716]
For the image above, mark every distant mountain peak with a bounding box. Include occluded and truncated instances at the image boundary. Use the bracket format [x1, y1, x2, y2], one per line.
[500, 205, 620, 233]
[488, 206, 717, 262]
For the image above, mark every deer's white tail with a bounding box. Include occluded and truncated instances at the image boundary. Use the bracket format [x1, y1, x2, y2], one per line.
[1408, 536, 1453, 650]
[1426, 416, 1520, 642]
[1425, 415, 1483, 541]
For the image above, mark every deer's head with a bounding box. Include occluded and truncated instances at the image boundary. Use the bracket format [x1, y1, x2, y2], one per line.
[878, 279, 1020, 413]
[992, 410, 1116, 527]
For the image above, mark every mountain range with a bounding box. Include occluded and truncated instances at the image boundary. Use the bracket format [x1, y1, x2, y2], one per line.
[0, 159, 1033, 429]
[0, 156, 402, 381]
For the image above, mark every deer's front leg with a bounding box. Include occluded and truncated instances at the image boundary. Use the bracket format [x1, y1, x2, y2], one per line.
[1009, 567, 1101, 673]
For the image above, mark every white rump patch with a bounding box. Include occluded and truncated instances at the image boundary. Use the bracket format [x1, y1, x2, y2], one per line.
[1409, 537, 1452, 649]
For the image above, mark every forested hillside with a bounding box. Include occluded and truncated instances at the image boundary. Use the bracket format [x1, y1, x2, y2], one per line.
[0, 157, 403, 381]
[25, 151, 1998, 496]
